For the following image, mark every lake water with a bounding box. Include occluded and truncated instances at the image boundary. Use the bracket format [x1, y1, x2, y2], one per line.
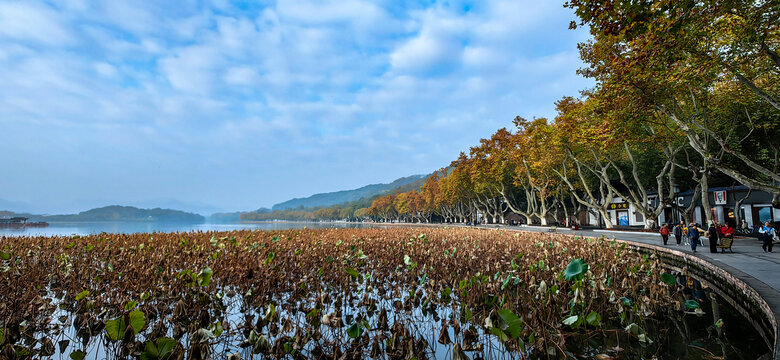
[0, 221, 376, 237]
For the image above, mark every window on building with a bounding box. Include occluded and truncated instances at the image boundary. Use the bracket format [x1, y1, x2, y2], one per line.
[635, 212, 644, 223]
[757, 206, 773, 224]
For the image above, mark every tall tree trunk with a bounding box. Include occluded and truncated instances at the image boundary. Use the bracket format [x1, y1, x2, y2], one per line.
[701, 167, 713, 226]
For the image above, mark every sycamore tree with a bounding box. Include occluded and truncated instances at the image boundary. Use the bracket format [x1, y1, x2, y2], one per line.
[568, 0, 780, 208]
[510, 117, 567, 225]
[553, 97, 618, 228]
[438, 157, 479, 223]
[469, 128, 517, 224]
[420, 170, 445, 222]
[369, 194, 396, 222]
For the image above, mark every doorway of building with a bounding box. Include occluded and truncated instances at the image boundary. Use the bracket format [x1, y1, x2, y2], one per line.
[617, 210, 629, 226]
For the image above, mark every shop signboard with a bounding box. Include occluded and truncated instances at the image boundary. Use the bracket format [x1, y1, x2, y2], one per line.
[609, 202, 629, 210]
[714, 190, 727, 205]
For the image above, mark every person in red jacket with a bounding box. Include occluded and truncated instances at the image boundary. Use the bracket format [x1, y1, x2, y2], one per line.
[660, 223, 671, 245]
[721, 223, 735, 239]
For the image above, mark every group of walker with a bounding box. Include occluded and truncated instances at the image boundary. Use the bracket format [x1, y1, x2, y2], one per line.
[658, 221, 777, 253]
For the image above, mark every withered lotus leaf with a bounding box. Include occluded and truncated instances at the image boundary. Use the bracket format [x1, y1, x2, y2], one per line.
[0, 228, 687, 358]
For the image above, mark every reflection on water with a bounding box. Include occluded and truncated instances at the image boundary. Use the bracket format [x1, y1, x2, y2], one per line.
[563, 274, 772, 359]
[0, 221, 376, 237]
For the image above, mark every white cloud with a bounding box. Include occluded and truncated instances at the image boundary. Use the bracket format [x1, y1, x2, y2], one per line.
[224, 66, 259, 85]
[95, 62, 118, 78]
[0, 0, 593, 210]
[0, 2, 73, 45]
[159, 45, 221, 94]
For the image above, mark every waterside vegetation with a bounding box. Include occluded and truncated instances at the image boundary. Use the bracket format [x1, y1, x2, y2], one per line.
[0, 227, 753, 359]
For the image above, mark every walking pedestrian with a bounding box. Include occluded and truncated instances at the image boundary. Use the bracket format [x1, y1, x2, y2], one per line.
[708, 223, 719, 253]
[759, 221, 775, 253]
[659, 224, 670, 245]
[673, 221, 684, 245]
[687, 223, 702, 253]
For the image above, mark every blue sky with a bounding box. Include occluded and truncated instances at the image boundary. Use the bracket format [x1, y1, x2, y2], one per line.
[0, 0, 592, 214]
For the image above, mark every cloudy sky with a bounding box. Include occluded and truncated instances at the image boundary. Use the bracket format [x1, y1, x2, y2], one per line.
[0, 0, 592, 214]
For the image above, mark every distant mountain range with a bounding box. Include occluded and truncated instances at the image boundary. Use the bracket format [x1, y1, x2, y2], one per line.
[127, 199, 225, 216]
[1, 174, 431, 222]
[270, 174, 428, 210]
[1, 205, 204, 223]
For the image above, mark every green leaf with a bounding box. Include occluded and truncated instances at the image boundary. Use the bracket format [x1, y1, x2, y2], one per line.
[714, 319, 724, 328]
[129, 310, 146, 334]
[197, 267, 213, 287]
[263, 303, 276, 322]
[625, 323, 641, 335]
[124, 301, 138, 311]
[347, 323, 363, 338]
[497, 309, 523, 339]
[563, 259, 588, 281]
[75, 290, 90, 301]
[585, 311, 601, 326]
[620, 297, 633, 306]
[210, 321, 223, 337]
[562, 315, 579, 327]
[70, 351, 86, 360]
[141, 337, 177, 360]
[501, 276, 511, 290]
[0, 251, 11, 260]
[490, 326, 509, 342]
[685, 299, 700, 309]
[345, 267, 360, 279]
[105, 316, 127, 341]
[460, 306, 472, 323]
[264, 252, 275, 265]
[441, 287, 453, 303]
[660, 273, 677, 286]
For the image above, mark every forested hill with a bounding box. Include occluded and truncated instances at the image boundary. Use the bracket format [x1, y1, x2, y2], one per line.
[271, 175, 428, 210]
[42, 206, 205, 223]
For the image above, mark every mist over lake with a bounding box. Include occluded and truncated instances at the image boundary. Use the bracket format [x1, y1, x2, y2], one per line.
[0, 221, 375, 237]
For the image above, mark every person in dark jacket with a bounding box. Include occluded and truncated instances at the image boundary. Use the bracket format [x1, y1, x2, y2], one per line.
[673, 221, 684, 245]
[708, 223, 719, 253]
[687, 223, 702, 253]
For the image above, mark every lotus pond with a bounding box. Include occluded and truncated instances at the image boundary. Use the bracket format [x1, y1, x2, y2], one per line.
[0, 228, 771, 359]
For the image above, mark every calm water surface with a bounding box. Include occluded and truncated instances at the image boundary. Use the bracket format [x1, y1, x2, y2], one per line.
[0, 221, 376, 237]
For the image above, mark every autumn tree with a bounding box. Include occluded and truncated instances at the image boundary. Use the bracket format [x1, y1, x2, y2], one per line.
[568, 0, 780, 210]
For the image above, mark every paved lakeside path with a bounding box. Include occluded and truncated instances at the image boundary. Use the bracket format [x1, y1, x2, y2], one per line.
[381, 222, 780, 359]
